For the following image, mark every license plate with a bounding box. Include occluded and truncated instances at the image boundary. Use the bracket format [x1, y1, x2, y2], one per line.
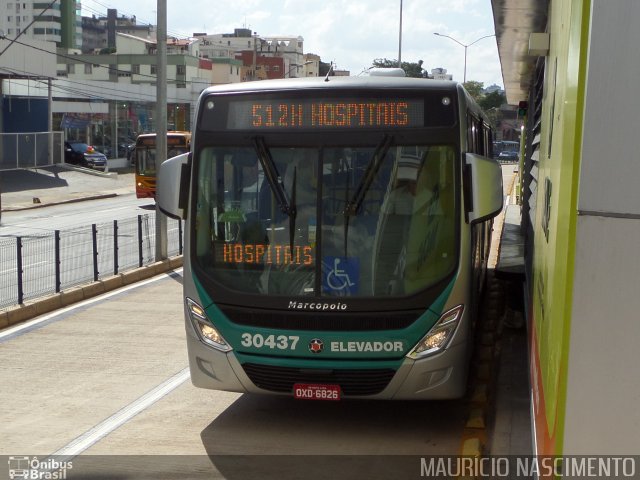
[293, 383, 341, 401]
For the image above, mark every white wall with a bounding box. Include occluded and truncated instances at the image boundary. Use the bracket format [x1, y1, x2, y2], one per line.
[0, 37, 57, 77]
[565, 0, 640, 454]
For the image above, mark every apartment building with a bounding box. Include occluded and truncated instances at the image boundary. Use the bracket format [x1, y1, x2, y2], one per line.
[1, 8, 321, 157]
[196, 28, 311, 79]
[54, 32, 228, 150]
[0, 0, 80, 49]
[81, 9, 153, 54]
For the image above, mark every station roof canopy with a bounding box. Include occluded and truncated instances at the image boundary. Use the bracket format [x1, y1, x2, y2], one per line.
[491, 0, 549, 105]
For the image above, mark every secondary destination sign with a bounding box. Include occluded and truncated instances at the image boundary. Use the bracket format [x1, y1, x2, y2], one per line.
[227, 98, 424, 130]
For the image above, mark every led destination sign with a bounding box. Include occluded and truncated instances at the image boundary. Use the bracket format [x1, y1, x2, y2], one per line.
[227, 98, 425, 130]
[221, 243, 314, 266]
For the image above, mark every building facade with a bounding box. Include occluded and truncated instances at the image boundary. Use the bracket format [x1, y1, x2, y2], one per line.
[430, 68, 453, 81]
[0, 0, 80, 49]
[196, 28, 311, 79]
[81, 10, 153, 54]
[494, 0, 640, 456]
[1, 9, 325, 161]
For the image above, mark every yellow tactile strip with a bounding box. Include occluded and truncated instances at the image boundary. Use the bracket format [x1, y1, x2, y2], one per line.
[458, 169, 518, 476]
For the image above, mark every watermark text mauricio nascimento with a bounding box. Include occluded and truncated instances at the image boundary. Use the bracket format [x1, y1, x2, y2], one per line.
[420, 456, 638, 478]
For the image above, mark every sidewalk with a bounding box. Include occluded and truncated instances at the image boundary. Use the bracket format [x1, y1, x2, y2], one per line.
[0, 165, 181, 328]
[0, 165, 136, 212]
[490, 190, 531, 456]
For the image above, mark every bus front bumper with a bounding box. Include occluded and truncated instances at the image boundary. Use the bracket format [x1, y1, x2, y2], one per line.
[187, 334, 470, 400]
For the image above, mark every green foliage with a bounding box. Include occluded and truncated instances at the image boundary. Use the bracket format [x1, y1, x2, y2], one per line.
[372, 58, 398, 69]
[463, 80, 507, 111]
[462, 80, 484, 102]
[479, 90, 506, 110]
[367, 60, 507, 120]
[371, 58, 427, 78]
[463, 81, 507, 127]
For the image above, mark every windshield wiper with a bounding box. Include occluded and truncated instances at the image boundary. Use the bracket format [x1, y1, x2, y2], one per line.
[341, 135, 393, 255]
[343, 135, 393, 216]
[253, 137, 293, 216]
[253, 137, 298, 252]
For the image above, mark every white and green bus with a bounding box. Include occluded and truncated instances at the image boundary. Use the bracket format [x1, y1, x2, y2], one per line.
[158, 74, 502, 400]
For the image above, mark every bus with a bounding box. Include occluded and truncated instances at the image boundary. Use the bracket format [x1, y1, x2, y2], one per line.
[492, 140, 520, 162]
[134, 131, 191, 198]
[157, 75, 503, 400]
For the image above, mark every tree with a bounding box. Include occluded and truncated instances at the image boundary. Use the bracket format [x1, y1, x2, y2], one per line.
[462, 81, 507, 128]
[371, 58, 428, 78]
[462, 80, 484, 103]
[478, 90, 506, 110]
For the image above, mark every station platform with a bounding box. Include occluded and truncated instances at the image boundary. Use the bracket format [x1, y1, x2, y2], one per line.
[0, 164, 533, 457]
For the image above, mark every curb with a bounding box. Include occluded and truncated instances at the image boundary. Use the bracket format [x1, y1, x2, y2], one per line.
[460, 272, 507, 461]
[1, 193, 118, 212]
[0, 256, 183, 329]
[58, 163, 117, 178]
[1, 165, 131, 213]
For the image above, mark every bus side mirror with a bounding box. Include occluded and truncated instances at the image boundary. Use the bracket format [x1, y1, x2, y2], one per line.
[157, 152, 190, 220]
[465, 153, 503, 223]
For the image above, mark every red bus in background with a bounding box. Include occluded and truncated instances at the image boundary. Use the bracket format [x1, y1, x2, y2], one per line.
[135, 131, 191, 198]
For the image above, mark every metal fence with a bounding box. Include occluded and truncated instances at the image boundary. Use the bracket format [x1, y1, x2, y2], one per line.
[0, 213, 183, 310]
[0, 132, 64, 170]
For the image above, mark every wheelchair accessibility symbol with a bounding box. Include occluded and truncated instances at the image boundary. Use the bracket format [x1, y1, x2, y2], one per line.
[323, 257, 359, 294]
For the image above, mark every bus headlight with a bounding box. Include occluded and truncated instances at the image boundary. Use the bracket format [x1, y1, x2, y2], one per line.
[406, 305, 464, 360]
[186, 297, 232, 352]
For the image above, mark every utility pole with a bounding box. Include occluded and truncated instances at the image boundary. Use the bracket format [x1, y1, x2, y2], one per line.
[48, 79, 53, 165]
[252, 32, 258, 80]
[155, 0, 168, 260]
[398, 0, 403, 68]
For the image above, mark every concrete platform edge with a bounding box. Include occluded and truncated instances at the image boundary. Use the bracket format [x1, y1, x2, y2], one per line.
[1, 256, 183, 328]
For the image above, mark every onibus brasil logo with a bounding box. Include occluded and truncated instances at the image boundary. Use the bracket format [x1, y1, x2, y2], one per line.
[8, 457, 73, 479]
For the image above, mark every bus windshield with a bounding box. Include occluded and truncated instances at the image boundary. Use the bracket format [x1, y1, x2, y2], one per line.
[136, 145, 189, 177]
[136, 147, 157, 177]
[194, 143, 457, 298]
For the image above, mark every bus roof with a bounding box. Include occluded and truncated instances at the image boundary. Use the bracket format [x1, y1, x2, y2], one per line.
[197, 76, 490, 126]
[200, 76, 462, 96]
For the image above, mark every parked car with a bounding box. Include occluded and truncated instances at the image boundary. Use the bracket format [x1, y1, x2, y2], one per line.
[64, 142, 108, 171]
[120, 139, 136, 159]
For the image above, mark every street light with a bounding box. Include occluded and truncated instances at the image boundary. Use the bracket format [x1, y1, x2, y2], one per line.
[433, 32, 496, 83]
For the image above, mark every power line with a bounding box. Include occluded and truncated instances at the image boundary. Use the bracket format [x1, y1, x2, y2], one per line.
[81, 0, 192, 40]
[0, 0, 60, 57]
[0, 4, 212, 104]
[6, 27, 209, 88]
[7, 35, 162, 83]
[0, 66, 193, 104]
[82, 5, 107, 17]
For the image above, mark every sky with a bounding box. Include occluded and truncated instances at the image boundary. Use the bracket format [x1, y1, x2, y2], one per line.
[81, 0, 504, 88]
